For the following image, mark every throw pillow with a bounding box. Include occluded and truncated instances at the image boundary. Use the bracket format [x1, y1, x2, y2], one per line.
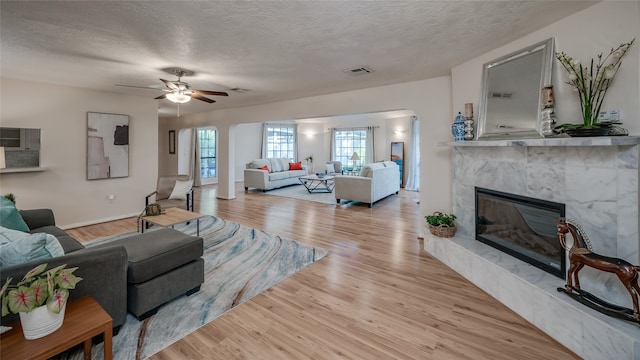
[258, 165, 270, 173]
[169, 179, 193, 200]
[325, 163, 335, 174]
[0, 196, 30, 232]
[289, 161, 303, 170]
[0, 226, 64, 266]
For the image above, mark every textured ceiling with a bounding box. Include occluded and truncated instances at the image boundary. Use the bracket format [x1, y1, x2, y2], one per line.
[1, 1, 596, 116]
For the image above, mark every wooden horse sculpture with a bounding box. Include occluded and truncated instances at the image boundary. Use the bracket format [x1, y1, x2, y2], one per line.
[557, 218, 640, 322]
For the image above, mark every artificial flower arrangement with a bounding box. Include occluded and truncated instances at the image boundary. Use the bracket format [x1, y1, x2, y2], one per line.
[555, 39, 634, 132]
[1, 263, 82, 315]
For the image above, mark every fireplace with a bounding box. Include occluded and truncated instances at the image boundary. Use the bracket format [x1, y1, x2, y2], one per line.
[475, 187, 565, 279]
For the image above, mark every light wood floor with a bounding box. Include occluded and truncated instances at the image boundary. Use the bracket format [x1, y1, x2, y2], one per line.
[67, 184, 578, 359]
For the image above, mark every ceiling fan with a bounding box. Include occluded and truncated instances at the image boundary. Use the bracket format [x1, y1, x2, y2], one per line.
[117, 68, 228, 104]
[155, 69, 228, 104]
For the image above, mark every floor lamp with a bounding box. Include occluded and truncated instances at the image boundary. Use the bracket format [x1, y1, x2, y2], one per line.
[350, 152, 360, 171]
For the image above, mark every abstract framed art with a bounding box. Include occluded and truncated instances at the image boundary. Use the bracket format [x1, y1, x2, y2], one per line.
[87, 112, 129, 180]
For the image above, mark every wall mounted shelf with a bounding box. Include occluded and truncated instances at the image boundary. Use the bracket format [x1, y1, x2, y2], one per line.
[0, 167, 47, 174]
[439, 136, 640, 147]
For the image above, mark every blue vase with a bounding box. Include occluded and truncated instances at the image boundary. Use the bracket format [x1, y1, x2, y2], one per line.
[451, 112, 466, 141]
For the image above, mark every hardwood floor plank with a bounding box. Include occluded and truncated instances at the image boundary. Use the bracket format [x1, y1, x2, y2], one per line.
[66, 184, 578, 359]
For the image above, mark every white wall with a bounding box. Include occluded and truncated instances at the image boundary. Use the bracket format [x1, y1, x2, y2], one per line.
[0, 78, 159, 228]
[452, 1, 639, 135]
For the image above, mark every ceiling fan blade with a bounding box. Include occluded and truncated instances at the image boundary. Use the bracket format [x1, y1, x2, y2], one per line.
[160, 78, 179, 90]
[116, 84, 160, 90]
[154, 94, 167, 100]
[192, 90, 229, 97]
[191, 93, 215, 103]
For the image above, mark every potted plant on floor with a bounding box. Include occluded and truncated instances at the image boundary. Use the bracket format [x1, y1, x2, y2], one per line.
[1, 263, 82, 339]
[425, 212, 457, 238]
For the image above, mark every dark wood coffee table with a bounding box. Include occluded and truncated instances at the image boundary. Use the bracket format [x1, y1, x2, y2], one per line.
[299, 175, 335, 193]
[0, 296, 112, 360]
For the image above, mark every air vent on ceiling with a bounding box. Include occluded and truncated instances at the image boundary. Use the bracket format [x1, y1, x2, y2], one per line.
[490, 92, 513, 98]
[344, 66, 374, 76]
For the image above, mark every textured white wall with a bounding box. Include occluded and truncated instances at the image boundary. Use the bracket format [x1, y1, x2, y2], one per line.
[0, 78, 159, 228]
[452, 1, 640, 135]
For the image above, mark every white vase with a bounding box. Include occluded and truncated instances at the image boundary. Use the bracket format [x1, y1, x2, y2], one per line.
[19, 303, 66, 340]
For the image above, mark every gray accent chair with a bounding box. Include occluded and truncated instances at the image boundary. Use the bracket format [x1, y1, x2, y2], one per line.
[145, 175, 194, 212]
[0, 209, 128, 334]
[325, 161, 344, 175]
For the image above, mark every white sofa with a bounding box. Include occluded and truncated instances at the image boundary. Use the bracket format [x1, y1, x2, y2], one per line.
[334, 161, 400, 207]
[244, 158, 308, 191]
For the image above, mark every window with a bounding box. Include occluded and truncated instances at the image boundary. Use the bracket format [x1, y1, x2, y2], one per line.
[198, 128, 216, 178]
[334, 129, 366, 170]
[265, 124, 296, 160]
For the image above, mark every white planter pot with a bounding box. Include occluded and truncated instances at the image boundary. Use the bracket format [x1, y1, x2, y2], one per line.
[19, 303, 66, 340]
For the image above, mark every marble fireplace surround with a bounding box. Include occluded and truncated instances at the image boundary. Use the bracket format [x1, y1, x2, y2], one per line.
[424, 136, 640, 360]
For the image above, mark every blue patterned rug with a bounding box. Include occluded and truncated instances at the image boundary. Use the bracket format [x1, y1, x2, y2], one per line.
[58, 215, 327, 359]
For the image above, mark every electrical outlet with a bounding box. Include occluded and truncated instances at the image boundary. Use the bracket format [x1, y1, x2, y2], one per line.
[108, 194, 115, 200]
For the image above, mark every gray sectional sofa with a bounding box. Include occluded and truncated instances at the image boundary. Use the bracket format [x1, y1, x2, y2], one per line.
[0, 209, 129, 332]
[244, 158, 308, 191]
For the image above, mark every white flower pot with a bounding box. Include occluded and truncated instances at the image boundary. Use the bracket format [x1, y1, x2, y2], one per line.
[19, 303, 66, 340]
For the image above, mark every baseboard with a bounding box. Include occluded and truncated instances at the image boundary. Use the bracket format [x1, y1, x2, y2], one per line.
[60, 212, 139, 230]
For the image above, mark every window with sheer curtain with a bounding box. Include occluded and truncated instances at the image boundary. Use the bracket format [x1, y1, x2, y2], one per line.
[333, 129, 367, 170]
[198, 128, 216, 178]
[264, 124, 296, 160]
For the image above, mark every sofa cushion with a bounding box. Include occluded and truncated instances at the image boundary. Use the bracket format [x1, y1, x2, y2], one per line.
[269, 171, 291, 181]
[359, 163, 385, 178]
[267, 158, 289, 173]
[258, 165, 270, 173]
[247, 159, 271, 169]
[289, 161, 303, 170]
[29, 225, 85, 253]
[0, 226, 64, 266]
[0, 197, 30, 232]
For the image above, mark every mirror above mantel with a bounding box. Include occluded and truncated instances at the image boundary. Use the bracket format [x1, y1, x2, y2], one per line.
[476, 38, 554, 140]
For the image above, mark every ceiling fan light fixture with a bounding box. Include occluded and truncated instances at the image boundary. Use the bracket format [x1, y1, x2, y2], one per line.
[166, 92, 191, 103]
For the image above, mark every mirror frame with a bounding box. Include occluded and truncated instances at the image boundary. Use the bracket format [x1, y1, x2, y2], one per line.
[476, 38, 554, 140]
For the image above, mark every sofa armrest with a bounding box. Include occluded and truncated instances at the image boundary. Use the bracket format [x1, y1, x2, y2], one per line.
[0, 245, 129, 330]
[244, 169, 269, 190]
[18, 209, 56, 230]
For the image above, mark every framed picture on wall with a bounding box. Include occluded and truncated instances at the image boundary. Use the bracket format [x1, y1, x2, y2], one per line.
[169, 130, 176, 154]
[87, 112, 129, 180]
[391, 141, 404, 187]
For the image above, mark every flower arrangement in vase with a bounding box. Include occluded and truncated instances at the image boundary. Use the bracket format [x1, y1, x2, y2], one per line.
[554, 39, 634, 136]
[1, 263, 82, 339]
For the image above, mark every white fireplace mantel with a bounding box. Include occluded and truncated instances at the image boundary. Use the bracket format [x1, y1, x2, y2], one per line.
[439, 135, 640, 147]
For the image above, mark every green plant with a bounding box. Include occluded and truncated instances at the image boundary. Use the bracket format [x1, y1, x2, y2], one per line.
[4, 193, 15, 204]
[1, 263, 82, 315]
[555, 39, 634, 129]
[425, 212, 456, 227]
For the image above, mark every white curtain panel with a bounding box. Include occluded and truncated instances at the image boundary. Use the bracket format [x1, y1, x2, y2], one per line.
[330, 128, 336, 160]
[365, 126, 375, 164]
[404, 116, 420, 191]
[261, 123, 268, 158]
[192, 130, 202, 187]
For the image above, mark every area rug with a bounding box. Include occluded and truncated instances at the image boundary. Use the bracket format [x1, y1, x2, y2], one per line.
[262, 184, 337, 205]
[57, 215, 327, 360]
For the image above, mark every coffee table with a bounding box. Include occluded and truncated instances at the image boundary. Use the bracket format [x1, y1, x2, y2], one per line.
[141, 207, 205, 236]
[1, 296, 112, 360]
[299, 175, 335, 193]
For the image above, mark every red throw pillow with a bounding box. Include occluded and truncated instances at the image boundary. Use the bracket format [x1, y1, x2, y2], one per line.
[258, 165, 270, 173]
[289, 161, 303, 170]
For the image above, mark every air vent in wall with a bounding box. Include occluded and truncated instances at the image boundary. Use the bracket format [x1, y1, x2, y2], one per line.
[344, 66, 374, 75]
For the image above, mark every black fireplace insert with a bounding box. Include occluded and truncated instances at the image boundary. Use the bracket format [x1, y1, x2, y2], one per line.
[475, 187, 565, 279]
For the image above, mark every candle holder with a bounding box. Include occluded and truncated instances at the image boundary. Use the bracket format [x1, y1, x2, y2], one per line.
[464, 116, 475, 140]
